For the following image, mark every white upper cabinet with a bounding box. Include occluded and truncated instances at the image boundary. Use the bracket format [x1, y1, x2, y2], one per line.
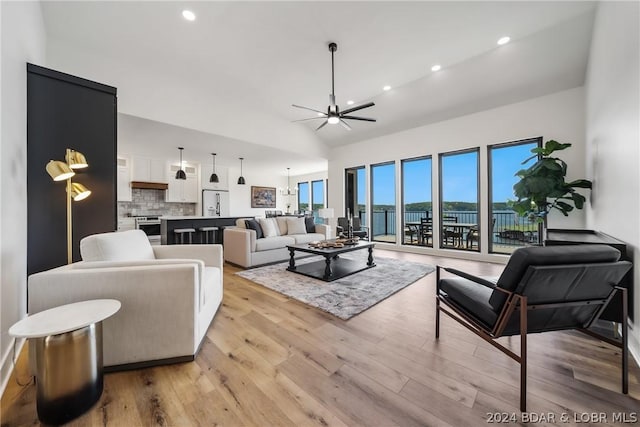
[132, 156, 166, 182]
[116, 156, 132, 201]
[167, 163, 199, 203]
[201, 164, 229, 190]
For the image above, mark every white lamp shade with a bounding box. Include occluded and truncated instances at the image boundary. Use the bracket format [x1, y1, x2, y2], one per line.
[318, 208, 334, 219]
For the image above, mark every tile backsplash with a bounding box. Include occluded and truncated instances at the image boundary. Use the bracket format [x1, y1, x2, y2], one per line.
[118, 189, 196, 217]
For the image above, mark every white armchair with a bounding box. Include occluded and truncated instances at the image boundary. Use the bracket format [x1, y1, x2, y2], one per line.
[27, 230, 223, 370]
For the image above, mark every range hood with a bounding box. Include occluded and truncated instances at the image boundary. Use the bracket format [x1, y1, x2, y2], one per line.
[131, 181, 168, 190]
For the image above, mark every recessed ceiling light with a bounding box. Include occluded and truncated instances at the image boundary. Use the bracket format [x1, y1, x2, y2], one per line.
[383, 85, 391, 91]
[347, 100, 354, 105]
[431, 64, 441, 72]
[182, 10, 196, 21]
[497, 36, 510, 45]
[317, 112, 324, 116]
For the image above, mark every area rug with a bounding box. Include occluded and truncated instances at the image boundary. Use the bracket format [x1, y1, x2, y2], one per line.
[236, 253, 435, 320]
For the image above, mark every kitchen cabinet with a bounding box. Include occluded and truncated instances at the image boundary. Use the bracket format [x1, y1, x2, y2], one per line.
[117, 217, 135, 231]
[201, 164, 229, 191]
[116, 156, 132, 201]
[167, 164, 198, 203]
[132, 156, 166, 182]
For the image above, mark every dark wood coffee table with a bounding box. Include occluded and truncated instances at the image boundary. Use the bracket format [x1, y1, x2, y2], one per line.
[286, 240, 376, 282]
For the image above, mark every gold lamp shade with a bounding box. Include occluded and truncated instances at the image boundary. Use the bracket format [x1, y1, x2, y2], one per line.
[46, 160, 75, 181]
[66, 150, 88, 169]
[68, 182, 91, 201]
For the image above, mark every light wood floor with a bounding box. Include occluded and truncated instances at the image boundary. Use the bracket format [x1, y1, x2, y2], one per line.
[2, 250, 639, 426]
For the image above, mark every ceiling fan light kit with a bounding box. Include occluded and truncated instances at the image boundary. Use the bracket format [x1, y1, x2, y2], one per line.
[292, 42, 376, 131]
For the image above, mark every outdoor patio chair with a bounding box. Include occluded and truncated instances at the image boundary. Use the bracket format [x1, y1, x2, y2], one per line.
[442, 216, 462, 247]
[404, 223, 419, 244]
[436, 244, 632, 411]
[466, 218, 495, 249]
[420, 217, 432, 246]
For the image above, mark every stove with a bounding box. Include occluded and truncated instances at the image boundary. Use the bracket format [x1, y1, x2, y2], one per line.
[133, 215, 161, 245]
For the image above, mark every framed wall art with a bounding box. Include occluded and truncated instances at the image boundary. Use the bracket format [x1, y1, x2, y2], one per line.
[251, 186, 276, 208]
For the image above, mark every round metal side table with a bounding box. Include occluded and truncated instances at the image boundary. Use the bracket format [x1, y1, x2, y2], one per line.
[9, 299, 121, 425]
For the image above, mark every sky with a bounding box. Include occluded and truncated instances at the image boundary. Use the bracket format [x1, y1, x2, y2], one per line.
[352, 141, 537, 207]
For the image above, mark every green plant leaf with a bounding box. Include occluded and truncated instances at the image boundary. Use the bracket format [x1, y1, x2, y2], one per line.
[572, 192, 586, 209]
[567, 179, 592, 188]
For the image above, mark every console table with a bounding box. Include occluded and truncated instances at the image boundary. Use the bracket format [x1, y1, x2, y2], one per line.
[545, 229, 633, 322]
[9, 299, 121, 424]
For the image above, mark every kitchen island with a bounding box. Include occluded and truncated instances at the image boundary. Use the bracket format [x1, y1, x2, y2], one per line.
[161, 216, 249, 245]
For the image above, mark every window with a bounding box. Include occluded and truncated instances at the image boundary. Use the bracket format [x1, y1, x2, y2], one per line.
[401, 156, 432, 246]
[489, 138, 541, 254]
[311, 179, 325, 223]
[345, 167, 367, 226]
[371, 162, 396, 243]
[439, 149, 479, 251]
[298, 182, 309, 213]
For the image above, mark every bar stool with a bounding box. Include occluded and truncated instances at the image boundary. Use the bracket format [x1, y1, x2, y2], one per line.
[199, 226, 218, 244]
[174, 228, 195, 244]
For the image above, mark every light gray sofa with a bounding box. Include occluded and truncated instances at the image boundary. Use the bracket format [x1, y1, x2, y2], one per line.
[224, 216, 330, 268]
[27, 230, 222, 370]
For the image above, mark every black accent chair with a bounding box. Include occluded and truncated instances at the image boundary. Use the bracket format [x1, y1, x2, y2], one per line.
[336, 217, 369, 240]
[436, 244, 632, 411]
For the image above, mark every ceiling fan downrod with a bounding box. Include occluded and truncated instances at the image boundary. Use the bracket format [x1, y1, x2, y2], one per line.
[329, 42, 337, 107]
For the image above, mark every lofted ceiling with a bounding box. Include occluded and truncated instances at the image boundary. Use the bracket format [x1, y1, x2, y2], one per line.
[40, 1, 596, 170]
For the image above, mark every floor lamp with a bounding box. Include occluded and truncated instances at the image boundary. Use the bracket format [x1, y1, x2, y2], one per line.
[46, 148, 91, 264]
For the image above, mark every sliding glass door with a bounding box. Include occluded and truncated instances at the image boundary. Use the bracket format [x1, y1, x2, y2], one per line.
[402, 156, 432, 246]
[345, 166, 367, 226]
[439, 149, 479, 251]
[489, 138, 541, 253]
[371, 162, 396, 243]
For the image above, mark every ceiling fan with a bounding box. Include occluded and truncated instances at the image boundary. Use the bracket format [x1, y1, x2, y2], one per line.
[292, 42, 376, 131]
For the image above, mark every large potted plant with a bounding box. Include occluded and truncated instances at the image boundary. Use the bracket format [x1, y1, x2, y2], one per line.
[511, 140, 592, 238]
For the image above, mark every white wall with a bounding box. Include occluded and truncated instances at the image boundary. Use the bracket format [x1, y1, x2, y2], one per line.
[0, 0, 46, 395]
[328, 87, 587, 262]
[585, 2, 640, 363]
[227, 164, 288, 217]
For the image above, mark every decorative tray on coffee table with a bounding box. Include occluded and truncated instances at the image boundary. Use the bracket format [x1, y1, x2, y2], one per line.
[309, 237, 360, 249]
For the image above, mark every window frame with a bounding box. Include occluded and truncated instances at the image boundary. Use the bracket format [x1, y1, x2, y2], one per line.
[370, 161, 397, 243]
[400, 155, 433, 247]
[438, 148, 480, 251]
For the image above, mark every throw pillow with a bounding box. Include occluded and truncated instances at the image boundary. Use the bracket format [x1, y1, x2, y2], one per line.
[287, 217, 307, 235]
[258, 217, 279, 238]
[244, 219, 263, 239]
[275, 216, 288, 235]
[304, 216, 316, 233]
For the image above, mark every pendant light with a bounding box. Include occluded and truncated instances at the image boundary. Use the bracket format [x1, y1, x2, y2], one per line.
[209, 153, 219, 183]
[175, 147, 186, 180]
[237, 157, 246, 185]
[280, 167, 297, 196]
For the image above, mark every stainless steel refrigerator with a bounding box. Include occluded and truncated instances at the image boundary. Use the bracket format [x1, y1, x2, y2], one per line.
[202, 190, 230, 217]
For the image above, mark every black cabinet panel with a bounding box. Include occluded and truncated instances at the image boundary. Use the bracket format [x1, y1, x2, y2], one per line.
[545, 228, 634, 322]
[27, 64, 117, 274]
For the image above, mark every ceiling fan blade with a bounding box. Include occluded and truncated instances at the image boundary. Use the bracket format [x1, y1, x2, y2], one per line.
[292, 104, 326, 115]
[315, 120, 329, 131]
[341, 101, 375, 115]
[341, 115, 377, 122]
[339, 119, 352, 130]
[292, 116, 327, 122]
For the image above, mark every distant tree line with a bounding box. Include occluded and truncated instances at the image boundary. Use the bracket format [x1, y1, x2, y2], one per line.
[357, 201, 514, 212]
